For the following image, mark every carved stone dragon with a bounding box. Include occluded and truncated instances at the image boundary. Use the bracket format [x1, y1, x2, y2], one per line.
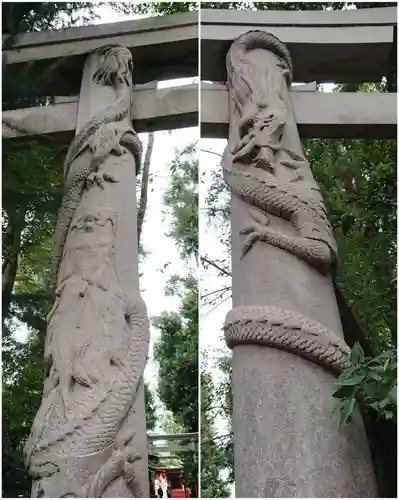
[50, 45, 142, 292]
[224, 305, 350, 374]
[222, 31, 349, 371]
[24, 46, 149, 497]
[25, 252, 149, 496]
[223, 30, 337, 276]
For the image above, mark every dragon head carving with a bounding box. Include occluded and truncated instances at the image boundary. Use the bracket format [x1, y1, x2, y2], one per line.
[93, 45, 133, 87]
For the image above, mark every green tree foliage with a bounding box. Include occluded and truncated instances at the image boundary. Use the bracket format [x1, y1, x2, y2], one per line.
[153, 143, 198, 493]
[2, 2, 97, 34]
[2, 145, 63, 498]
[333, 343, 397, 426]
[154, 275, 198, 433]
[145, 383, 157, 431]
[125, 1, 198, 16]
[154, 144, 198, 430]
[164, 143, 199, 262]
[153, 276, 198, 492]
[2, 144, 63, 323]
[2, 2, 100, 109]
[200, 372, 230, 498]
[305, 134, 396, 353]
[2, 333, 47, 497]
[200, 357, 234, 497]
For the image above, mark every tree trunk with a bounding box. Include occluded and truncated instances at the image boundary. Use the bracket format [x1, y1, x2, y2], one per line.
[333, 281, 374, 356]
[137, 131, 154, 245]
[2, 213, 24, 328]
[24, 46, 150, 498]
[222, 31, 377, 498]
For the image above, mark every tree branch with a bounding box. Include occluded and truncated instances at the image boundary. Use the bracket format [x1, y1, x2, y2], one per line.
[2, 213, 25, 328]
[201, 256, 231, 277]
[201, 286, 231, 299]
[137, 132, 154, 245]
[200, 148, 223, 159]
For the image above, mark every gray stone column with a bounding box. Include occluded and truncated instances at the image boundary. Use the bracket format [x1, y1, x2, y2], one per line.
[25, 46, 150, 497]
[222, 31, 377, 498]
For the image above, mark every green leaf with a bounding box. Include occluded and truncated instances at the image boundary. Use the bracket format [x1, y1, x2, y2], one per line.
[350, 343, 365, 364]
[368, 372, 383, 382]
[335, 372, 366, 386]
[388, 386, 397, 405]
[332, 385, 358, 399]
[377, 382, 396, 401]
[338, 398, 356, 427]
[335, 365, 359, 380]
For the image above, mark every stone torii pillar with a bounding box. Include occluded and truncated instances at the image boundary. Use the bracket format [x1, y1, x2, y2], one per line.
[24, 46, 150, 497]
[222, 31, 377, 498]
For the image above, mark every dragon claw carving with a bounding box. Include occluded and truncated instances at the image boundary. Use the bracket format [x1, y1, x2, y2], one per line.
[110, 352, 129, 376]
[223, 31, 337, 274]
[240, 211, 270, 257]
[90, 123, 127, 159]
[123, 452, 141, 488]
[233, 130, 276, 170]
[84, 434, 141, 497]
[86, 171, 118, 190]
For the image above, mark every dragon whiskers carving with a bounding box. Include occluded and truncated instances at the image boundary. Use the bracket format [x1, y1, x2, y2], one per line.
[223, 31, 337, 275]
[24, 45, 149, 498]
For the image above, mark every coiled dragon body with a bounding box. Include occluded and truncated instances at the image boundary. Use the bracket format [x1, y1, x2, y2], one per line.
[25, 46, 149, 498]
[222, 32, 349, 371]
[51, 45, 142, 292]
[223, 31, 337, 274]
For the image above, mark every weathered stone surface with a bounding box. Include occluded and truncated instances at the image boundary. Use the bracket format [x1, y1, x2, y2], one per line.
[201, 7, 396, 83]
[4, 84, 396, 143]
[222, 30, 377, 497]
[25, 46, 150, 497]
[201, 83, 397, 139]
[232, 346, 378, 497]
[3, 11, 198, 95]
[2, 83, 199, 141]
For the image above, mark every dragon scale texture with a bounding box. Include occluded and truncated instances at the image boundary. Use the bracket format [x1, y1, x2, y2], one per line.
[223, 31, 337, 274]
